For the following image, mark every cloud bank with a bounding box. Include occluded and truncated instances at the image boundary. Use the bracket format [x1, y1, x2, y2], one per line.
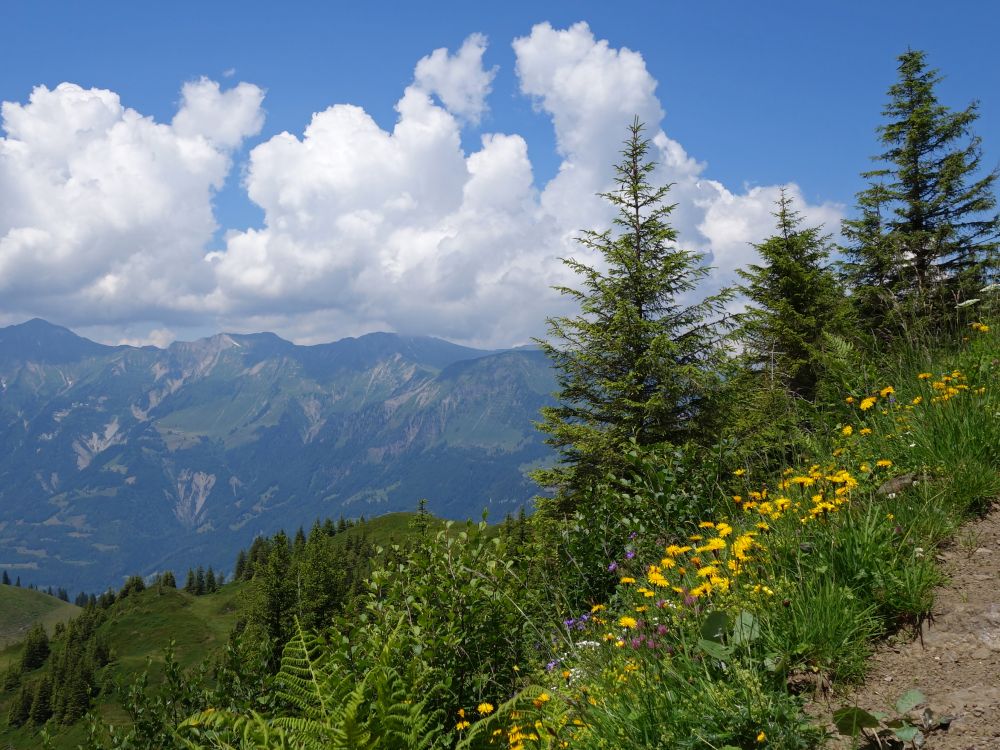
[0, 22, 841, 347]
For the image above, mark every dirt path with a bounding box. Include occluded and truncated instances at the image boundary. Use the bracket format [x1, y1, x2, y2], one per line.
[818, 503, 1000, 749]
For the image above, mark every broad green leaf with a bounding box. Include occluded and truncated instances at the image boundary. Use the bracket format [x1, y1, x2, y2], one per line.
[700, 611, 730, 642]
[731, 610, 760, 645]
[833, 706, 880, 736]
[895, 688, 925, 714]
[697, 638, 731, 661]
[893, 725, 920, 743]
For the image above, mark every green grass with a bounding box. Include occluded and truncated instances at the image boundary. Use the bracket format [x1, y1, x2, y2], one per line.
[0, 509, 492, 748]
[0, 582, 245, 749]
[0, 585, 80, 649]
[331, 510, 503, 549]
[508, 324, 1000, 749]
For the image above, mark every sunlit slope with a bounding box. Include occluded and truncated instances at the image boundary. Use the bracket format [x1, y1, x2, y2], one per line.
[0, 586, 80, 647]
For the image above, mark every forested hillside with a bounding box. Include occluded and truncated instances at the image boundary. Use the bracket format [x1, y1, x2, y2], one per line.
[0, 324, 554, 591]
[1, 47, 997, 750]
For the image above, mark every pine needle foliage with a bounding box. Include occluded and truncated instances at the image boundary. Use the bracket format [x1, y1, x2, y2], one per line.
[842, 49, 999, 331]
[735, 189, 850, 403]
[534, 118, 732, 510]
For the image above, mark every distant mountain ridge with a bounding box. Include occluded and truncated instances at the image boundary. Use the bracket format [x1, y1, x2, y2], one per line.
[0, 320, 554, 591]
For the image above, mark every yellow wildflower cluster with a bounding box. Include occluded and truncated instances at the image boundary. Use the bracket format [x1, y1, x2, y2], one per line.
[656, 523, 757, 599]
[922, 370, 977, 404]
[970, 321, 990, 333]
[504, 720, 540, 749]
[609, 458, 862, 629]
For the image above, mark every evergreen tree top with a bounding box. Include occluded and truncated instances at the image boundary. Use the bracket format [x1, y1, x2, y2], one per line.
[535, 118, 731, 505]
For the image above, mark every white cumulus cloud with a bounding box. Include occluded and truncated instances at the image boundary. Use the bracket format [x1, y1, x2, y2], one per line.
[414, 32, 497, 124]
[0, 79, 264, 328]
[0, 24, 842, 348]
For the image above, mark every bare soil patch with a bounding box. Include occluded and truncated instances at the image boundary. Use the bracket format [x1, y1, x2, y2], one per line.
[815, 502, 1000, 749]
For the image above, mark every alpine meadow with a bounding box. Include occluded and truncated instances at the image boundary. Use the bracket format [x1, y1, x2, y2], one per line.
[1, 15, 999, 750]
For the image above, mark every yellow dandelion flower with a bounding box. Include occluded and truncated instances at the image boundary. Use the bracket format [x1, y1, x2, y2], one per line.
[699, 520, 716, 528]
[478, 702, 494, 716]
[733, 468, 746, 476]
[757, 731, 767, 742]
[860, 396, 877, 410]
[876, 459, 892, 468]
[696, 537, 726, 553]
[860, 427, 872, 435]
[648, 571, 669, 587]
[845, 396, 855, 404]
[842, 425, 853, 436]
[620, 577, 636, 584]
[879, 385, 895, 397]
[917, 372, 932, 379]
[619, 616, 638, 629]
[710, 575, 730, 593]
[912, 396, 923, 405]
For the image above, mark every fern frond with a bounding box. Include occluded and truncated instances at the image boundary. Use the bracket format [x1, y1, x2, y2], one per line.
[178, 708, 296, 749]
[273, 619, 334, 721]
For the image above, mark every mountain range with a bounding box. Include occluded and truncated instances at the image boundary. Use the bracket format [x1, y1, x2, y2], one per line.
[0, 319, 555, 592]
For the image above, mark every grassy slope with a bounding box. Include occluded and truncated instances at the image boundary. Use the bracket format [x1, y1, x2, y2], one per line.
[0, 510, 483, 748]
[0, 585, 80, 648]
[332, 510, 504, 547]
[0, 582, 245, 749]
[520, 325, 1000, 747]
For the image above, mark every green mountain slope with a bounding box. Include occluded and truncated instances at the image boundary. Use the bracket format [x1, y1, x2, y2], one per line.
[0, 586, 80, 647]
[0, 320, 555, 592]
[0, 320, 554, 590]
[0, 582, 244, 749]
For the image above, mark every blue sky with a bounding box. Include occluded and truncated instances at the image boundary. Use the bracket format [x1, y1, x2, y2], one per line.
[1, 1, 997, 346]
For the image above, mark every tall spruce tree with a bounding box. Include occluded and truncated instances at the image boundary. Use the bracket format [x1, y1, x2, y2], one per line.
[20, 623, 50, 671]
[7, 684, 30, 727]
[736, 190, 848, 403]
[28, 675, 53, 725]
[842, 49, 999, 329]
[535, 118, 731, 509]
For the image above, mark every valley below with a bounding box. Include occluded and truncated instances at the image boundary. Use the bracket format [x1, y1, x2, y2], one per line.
[0, 319, 555, 592]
